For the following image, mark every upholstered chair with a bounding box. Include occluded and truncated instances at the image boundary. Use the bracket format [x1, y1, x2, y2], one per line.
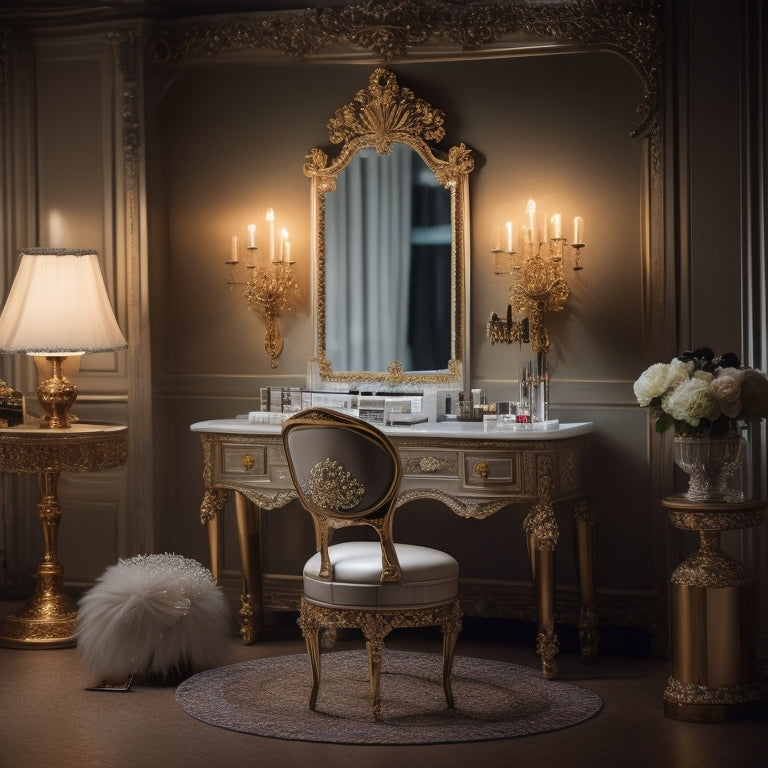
[281, 407, 461, 719]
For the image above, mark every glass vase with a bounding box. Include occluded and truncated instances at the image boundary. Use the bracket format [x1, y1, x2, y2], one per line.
[672, 432, 745, 503]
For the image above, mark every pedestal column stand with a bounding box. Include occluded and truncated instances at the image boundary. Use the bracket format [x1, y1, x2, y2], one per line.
[662, 495, 766, 722]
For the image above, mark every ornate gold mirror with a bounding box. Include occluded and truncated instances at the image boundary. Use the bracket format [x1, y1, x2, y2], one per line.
[304, 68, 474, 388]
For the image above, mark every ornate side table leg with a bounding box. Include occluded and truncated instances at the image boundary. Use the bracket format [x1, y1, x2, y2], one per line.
[524, 456, 560, 679]
[573, 499, 599, 661]
[0, 471, 78, 647]
[234, 491, 264, 644]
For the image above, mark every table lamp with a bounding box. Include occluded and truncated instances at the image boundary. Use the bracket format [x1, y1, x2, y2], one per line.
[0, 248, 127, 428]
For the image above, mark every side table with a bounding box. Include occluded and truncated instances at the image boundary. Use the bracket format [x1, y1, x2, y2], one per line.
[662, 494, 766, 722]
[0, 422, 128, 648]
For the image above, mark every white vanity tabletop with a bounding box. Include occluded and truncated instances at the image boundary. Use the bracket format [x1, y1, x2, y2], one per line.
[191, 417, 593, 441]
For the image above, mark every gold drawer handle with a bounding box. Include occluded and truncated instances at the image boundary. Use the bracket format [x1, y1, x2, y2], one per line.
[242, 455, 256, 470]
[473, 461, 489, 479]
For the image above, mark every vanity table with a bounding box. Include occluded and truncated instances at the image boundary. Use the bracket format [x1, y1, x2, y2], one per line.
[191, 417, 595, 678]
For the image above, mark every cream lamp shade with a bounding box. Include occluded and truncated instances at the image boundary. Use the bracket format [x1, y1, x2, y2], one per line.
[0, 248, 127, 428]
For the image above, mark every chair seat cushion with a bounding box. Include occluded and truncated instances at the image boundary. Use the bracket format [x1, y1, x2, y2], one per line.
[303, 541, 459, 608]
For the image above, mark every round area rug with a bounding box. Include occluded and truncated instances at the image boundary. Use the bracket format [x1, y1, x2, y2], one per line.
[175, 650, 602, 744]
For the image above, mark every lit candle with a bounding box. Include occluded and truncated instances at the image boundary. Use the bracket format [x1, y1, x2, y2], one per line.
[248, 223, 256, 248]
[551, 213, 562, 239]
[230, 235, 239, 263]
[525, 199, 536, 231]
[573, 216, 584, 244]
[505, 221, 513, 252]
[280, 227, 289, 262]
[285, 240, 291, 262]
[266, 208, 275, 261]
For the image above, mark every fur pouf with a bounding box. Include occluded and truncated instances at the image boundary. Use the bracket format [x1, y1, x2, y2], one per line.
[76, 553, 231, 683]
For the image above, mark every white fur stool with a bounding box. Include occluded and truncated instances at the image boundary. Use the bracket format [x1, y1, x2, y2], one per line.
[76, 553, 231, 684]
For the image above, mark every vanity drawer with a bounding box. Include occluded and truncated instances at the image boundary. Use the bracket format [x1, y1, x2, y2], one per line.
[219, 443, 269, 478]
[462, 452, 523, 493]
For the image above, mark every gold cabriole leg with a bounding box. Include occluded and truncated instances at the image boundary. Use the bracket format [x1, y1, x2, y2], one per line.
[0, 471, 78, 647]
[234, 492, 263, 644]
[200, 487, 229, 584]
[527, 533, 559, 679]
[573, 500, 599, 661]
[524, 456, 560, 678]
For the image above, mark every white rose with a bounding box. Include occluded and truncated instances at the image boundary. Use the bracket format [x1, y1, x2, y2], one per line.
[633, 358, 689, 407]
[709, 370, 743, 419]
[662, 376, 719, 427]
[633, 363, 669, 406]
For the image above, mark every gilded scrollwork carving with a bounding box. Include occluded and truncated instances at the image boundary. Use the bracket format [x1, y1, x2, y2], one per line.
[400, 452, 457, 476]
[236, 487, 297, 510]
[523, 456, 559, 550]
[305, 458, 365, 510]
[199, 487, 229, 525]
[663, 677, 765, 706]
[147, 0, 662, 131]
[239, 593, 260, 644]
[394, 487, 508, 519]
[326, 66, 446, 150]
[669, 508, 765, 532]
[536, 620, 560, 680]
[670, 549, 753, 589]
[0, 432, 128, 474]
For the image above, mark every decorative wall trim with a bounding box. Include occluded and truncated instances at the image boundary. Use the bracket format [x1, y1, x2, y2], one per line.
[107, 26, 154, 554]
[147, 0, 662, 132]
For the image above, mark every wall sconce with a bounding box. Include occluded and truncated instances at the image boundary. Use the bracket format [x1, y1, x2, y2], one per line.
[0, 248, 128, 428]
[225, 208, 298, 369]
[487, 200, 585, 421]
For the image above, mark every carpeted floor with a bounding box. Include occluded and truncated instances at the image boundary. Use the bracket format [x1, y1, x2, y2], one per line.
[175, 649, 603, 744]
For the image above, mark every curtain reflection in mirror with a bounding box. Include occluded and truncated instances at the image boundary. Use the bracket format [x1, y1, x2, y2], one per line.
[325, 144, 451, 373]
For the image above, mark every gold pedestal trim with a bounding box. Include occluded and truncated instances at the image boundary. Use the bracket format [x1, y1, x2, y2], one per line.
[0, 564, 78, 647]
[663, 677, 766, 722]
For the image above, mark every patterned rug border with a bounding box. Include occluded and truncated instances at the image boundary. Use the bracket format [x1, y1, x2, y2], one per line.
[175, 650, 602, 745]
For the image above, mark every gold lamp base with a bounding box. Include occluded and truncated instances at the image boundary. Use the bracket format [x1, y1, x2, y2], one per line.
[36, 355, 78, 429]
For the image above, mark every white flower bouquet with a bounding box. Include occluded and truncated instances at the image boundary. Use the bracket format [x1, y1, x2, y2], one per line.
[633, 347, 768, 437]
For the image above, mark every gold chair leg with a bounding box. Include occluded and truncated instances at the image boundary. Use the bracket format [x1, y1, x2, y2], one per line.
[365, 636, 385, 720]
[304, 630, 321, 711]
[297, 599, 322, 710]
[441, 626, 458, 708]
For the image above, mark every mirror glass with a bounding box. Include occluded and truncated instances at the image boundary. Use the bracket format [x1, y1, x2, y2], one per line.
[305, 68, 473, 388]
[324, 143, 452, 373]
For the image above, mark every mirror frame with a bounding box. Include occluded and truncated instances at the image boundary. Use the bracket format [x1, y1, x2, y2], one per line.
[303, 68, 474, 387]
